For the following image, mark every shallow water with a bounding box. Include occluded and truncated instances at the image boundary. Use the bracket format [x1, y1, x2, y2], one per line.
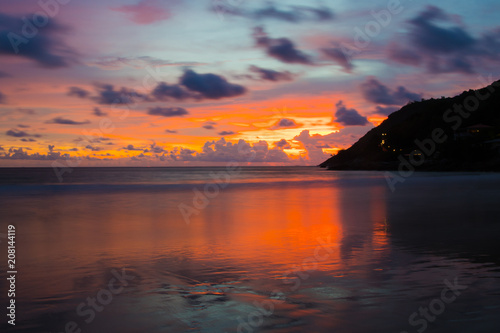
[1, 167, 499, 332]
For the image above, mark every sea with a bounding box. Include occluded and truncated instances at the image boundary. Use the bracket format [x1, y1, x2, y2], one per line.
[0, 166, 499, 333]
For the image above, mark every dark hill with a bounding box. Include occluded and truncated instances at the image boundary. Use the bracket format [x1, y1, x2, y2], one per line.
[320, 80, 500, 171]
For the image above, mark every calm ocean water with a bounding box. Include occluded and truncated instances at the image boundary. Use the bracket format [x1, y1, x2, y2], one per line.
[1, 167, 499, 333]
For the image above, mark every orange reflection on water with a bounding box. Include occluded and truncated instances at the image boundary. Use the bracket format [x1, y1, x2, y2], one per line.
[12, 181, 390, 304]
[192, 184, 345, 275]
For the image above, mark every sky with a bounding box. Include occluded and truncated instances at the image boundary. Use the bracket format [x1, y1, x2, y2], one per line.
[1, 0, 499, 166]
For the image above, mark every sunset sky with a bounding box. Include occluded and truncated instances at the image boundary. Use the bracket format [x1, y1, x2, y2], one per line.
[1, 0, 499, 166]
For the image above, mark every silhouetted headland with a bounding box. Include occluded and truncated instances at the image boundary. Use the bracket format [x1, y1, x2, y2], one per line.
[320, 80, 500, 171]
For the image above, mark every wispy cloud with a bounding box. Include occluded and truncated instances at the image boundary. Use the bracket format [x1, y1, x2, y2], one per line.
[46, 117, 90, 125]
[218, 131, 235, 136]
[148, 107, 188, 117]
[218, 2, 334, 23]
[112, 0, 171, 24]
[388, 6, 500, 73]
[271, 118, 301, 129]
[249, 65, 294, 81]
[334, 101, 368, 126]
[88, 56, 206, 70]
[0, 12, 74, 68]
[67, 86, 90, 99]
[253, 27, 314, 65]
[360, 77, 422, 106]
[202, 121, 217, 130]
[93, 107, 107, 117]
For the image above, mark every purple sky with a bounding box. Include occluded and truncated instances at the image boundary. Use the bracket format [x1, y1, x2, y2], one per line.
[1, 0, 499, 166]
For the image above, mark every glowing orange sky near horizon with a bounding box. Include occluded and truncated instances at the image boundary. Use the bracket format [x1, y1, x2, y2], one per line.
[0, 89, 384, 166]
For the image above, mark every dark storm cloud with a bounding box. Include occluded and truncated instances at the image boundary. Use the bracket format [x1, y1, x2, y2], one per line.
[147, 107, 188, 117]
[253, 27, 313, 65]
[272, 118, 299, 129]
[409, 6, 474, 54]
[151, 69, 246, 101]
[218, 2, 334, 23]
[0, 12, 73, 68]
[477, 27, 500, 59]
[360, 78, 422, 106]
[5, 126, 40, 142]
[218, 131, 235, 136]
[70, 70, 246, 105]
[147, 142, 166, 154]
[249, 65, 294, 81]
[92, 83, 147, 105]
[388, 6, 500, 73]
[123, 144, 142, 151]
[254, 4, 333, 22]
[180, 70, 246, 99]
[67, 86, 90, 98]
[46, 117, 90, 125]
[151, 82, 195, 101]
[334, 101, 368, 126]
[67, 83, 149, 105]
[85, 145, 100, 151]
[6, 129, 30, 137]
[321, 47, 353, 72]
[93, 107, 107, 117]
